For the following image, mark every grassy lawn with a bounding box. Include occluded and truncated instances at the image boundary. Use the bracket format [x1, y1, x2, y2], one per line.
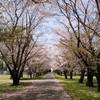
[54, 73, 100, 100]
[20, 74, 46, 80]
[0, 74, 30, 80]
[0, 74, 11, 80]
[0, 82, 32, 100]
[0, 74, 45, 80]
[0, 82, 31, 94]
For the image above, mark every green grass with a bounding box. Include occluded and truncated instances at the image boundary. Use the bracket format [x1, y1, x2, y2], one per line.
[20, 74, 47, 80]
[0, 82, 32, 99]
[0, 73, 47, 100]
[0, 74, 45, 91]
[0, 74, 45, 99]
[0, 74, 45, 80]
[54, 74, 100, 100]
[0, 82, 31, 93]
[0, 75, 11, 80]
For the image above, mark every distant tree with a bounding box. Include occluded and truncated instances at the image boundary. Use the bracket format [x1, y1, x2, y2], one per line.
[26, 46, 49, 79]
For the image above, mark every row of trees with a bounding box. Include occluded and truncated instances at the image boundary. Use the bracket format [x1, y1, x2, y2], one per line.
[0, 1, 100, 93]
[0, 0, 50, 85]
[52, 0, 100, 92]
[26, 46, 50, 79]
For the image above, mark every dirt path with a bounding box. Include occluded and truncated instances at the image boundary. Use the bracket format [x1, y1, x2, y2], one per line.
[3, 73, 71, 100]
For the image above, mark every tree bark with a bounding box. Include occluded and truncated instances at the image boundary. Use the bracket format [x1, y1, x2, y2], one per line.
[64, 70, 68, 79]
[29, 72, 33, 79]
[11, 70, 20, 85]
[86, 74, 94, 87]
[60, 72, 62, 76]
[79, 69, 85, 83]
[12, 77, 20, 85]
[28, 68, 33, 79]
[96, 76, 100, 92]
[96, 52, 100, 92]
[70, 70, 73, 79]
[86, 68, 94, 87]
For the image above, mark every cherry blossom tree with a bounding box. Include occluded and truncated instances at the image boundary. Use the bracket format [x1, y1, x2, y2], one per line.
[26, 46, 50, 79]
[0, 0, 47, 85]
[53, 0, 100, 91]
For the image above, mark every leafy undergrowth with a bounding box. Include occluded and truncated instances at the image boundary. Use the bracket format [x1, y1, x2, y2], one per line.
[54, 73, 100, 100]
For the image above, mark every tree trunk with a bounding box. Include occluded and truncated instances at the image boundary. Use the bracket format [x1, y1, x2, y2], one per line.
[96, 52, 100, 92]
[29, 72, 32, 79]
[12, 77, 20, 85]
[86, 74, 94, 87]
[64, 70, 67, 79]
[56, 70, 61, 75]
[86, 68, 94, 87]
[96, 76, 100, 92]
[79, 69, 85, 83]
[70, 70, 73, 79]
[28, 67, 33, 79]
[60, 72, 62, 76]
[29, 70, 33, 79]
[11, 70, 20, 85]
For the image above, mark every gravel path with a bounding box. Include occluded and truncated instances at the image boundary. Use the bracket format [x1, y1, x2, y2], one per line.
[3, 73, 71, 100]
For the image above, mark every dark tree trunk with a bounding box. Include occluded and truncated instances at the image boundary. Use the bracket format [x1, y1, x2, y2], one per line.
[60, 72, 62, 76]
[20, 71, 23, 78]
[86, 74, 94, 87]
[96, 52, 100, 92]
[12, 77, 20, 85]
[29, 69, 33, 79]
[70, 70, 73, 79]
[86, 68, 94, 87]
[28, 66, 33, 79]
[64, 70, 68, 79]
[29, 72, 32, 79]
[56, 70, 61, 75]
[96, 76, 100, 92]
[11, 70, 20, 85]
[79, 69, 85, 83]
